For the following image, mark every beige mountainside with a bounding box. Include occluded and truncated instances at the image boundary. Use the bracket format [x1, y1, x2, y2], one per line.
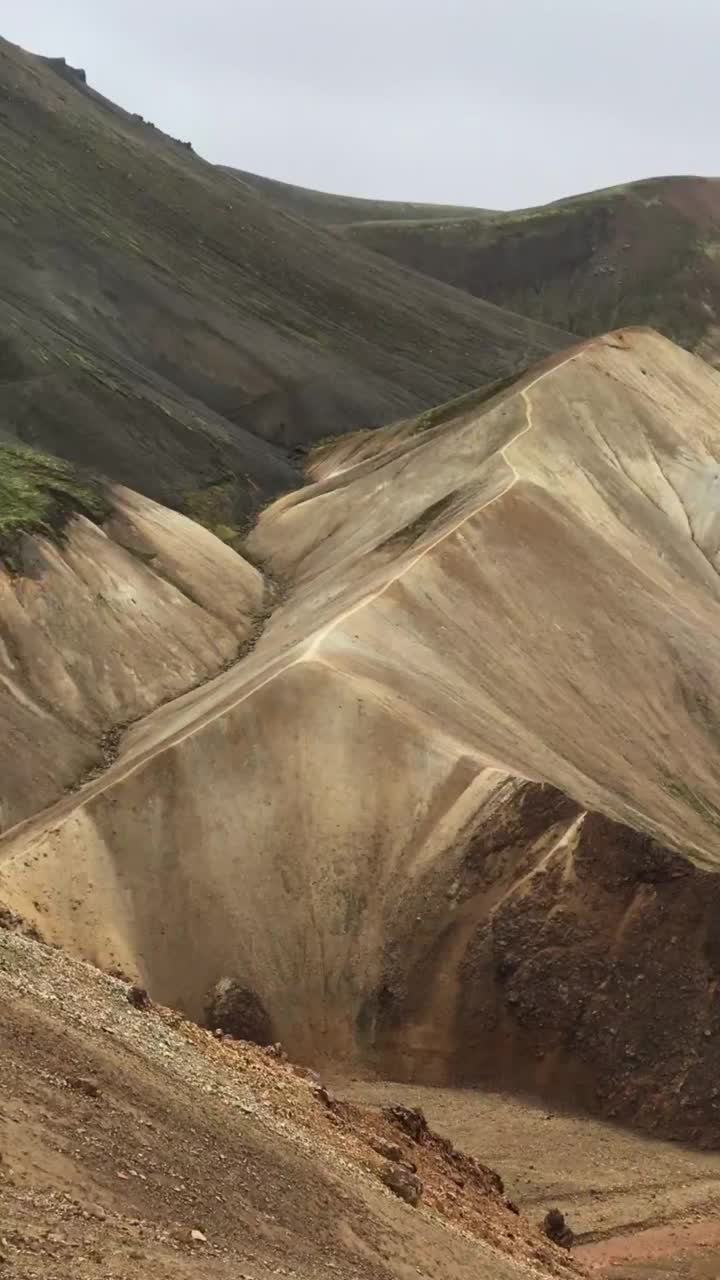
[3, 328, 720, 1103]
[0, 488, 264, 829]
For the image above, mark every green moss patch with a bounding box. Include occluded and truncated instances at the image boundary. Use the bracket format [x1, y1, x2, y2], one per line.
[0, 444, 109, 566]
[184, 479, 244, 544]
[410, 369, 528, 435]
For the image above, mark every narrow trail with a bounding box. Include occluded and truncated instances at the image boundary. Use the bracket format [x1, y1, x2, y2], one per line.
[302, 344, 587, 663]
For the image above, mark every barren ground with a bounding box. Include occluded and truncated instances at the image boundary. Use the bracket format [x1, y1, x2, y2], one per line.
[0, 926, 581, 1280]
[337, 1079, 720, 1279]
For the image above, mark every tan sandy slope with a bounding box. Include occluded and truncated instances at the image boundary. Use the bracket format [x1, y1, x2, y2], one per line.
[2, 328, 720, 1076]
[0, 487, 264, 829]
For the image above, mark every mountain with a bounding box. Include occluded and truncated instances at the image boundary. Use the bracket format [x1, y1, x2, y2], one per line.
[0, 443, 266, 829]
[0, 38, 568, 536]
[238, 170, 720, 368]
[5, 327, 720, 1150]
[341, 176, 720, 365]
[10, 33, 720, 1274]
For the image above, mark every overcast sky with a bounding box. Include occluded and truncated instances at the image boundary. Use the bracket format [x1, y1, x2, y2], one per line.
[3, 1, 719, 209]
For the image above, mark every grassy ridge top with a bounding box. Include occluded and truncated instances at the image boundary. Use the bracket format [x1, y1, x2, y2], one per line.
[339, 176, 720, 358]
[235, 168, 720, 361]
[222, 167, 493, 226]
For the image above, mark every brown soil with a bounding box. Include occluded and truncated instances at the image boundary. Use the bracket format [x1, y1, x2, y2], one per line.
[0, 927, 579, 1280]
[578, 1221, 720, 1279]
[336, 1079, 720, 1280]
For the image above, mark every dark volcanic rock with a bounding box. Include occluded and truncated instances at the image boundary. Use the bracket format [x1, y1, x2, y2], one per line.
[205, 978, 274, 1046]
[381, 1164, 423, 1207]
[541, 1209, 574, 1250]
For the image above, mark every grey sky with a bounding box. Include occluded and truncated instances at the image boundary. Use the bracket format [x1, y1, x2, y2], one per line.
[3, 0, 719, 208]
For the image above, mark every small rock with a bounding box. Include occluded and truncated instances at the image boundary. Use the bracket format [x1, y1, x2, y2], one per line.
[127, 985, 150, 1009]
[190, 1228, 207, 1243]
[370, 1138, 403, 1162]
[204, 978, 274, 1045]
[381, 1164, 423, 1207]
[541, 1208, 574, 1249]
[313, 1084, 337, 1109]
[68, 1076, 101, 1098]
[382, 1104, 428, 1143]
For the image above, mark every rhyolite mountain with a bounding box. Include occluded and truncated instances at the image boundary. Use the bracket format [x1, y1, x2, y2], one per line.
[6, 327, 720, 1150]
[8, 34, 720, 1280]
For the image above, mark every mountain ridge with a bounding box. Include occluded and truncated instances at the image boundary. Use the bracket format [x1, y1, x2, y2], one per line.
[236, 168, 720, 368]
[5, 330, 720, 1152]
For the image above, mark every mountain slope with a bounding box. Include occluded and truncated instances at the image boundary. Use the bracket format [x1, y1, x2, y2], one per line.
[222, 165, 493, 225]
[0, 38, 567, 527]
[0, 927, 573, 1280]
[0, 446, 265, 829]
[240, 167, 720, 368]
[4, 329, 720, 1143]
[339, 176, 720, 365]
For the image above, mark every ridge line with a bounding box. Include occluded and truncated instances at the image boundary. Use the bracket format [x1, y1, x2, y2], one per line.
[0, 343, 586, 854]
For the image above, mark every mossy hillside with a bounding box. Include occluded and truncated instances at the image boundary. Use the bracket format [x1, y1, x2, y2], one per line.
[410, 369, 529, 434]
[184, 479, 246, 545]
[344, 178, 720, 356]
[0, 33, 564, 517]
[222, 167, 492, 226]
[0, 445, 109, 564]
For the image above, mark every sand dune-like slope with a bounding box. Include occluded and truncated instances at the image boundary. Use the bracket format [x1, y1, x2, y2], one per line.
[3, 330, 720, 1134]
[0, 486, 264, 829]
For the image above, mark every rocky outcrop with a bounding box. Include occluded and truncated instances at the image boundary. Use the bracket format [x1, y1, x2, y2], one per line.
[364, 792, 720, 1144]
[38, 55, 87, 84]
